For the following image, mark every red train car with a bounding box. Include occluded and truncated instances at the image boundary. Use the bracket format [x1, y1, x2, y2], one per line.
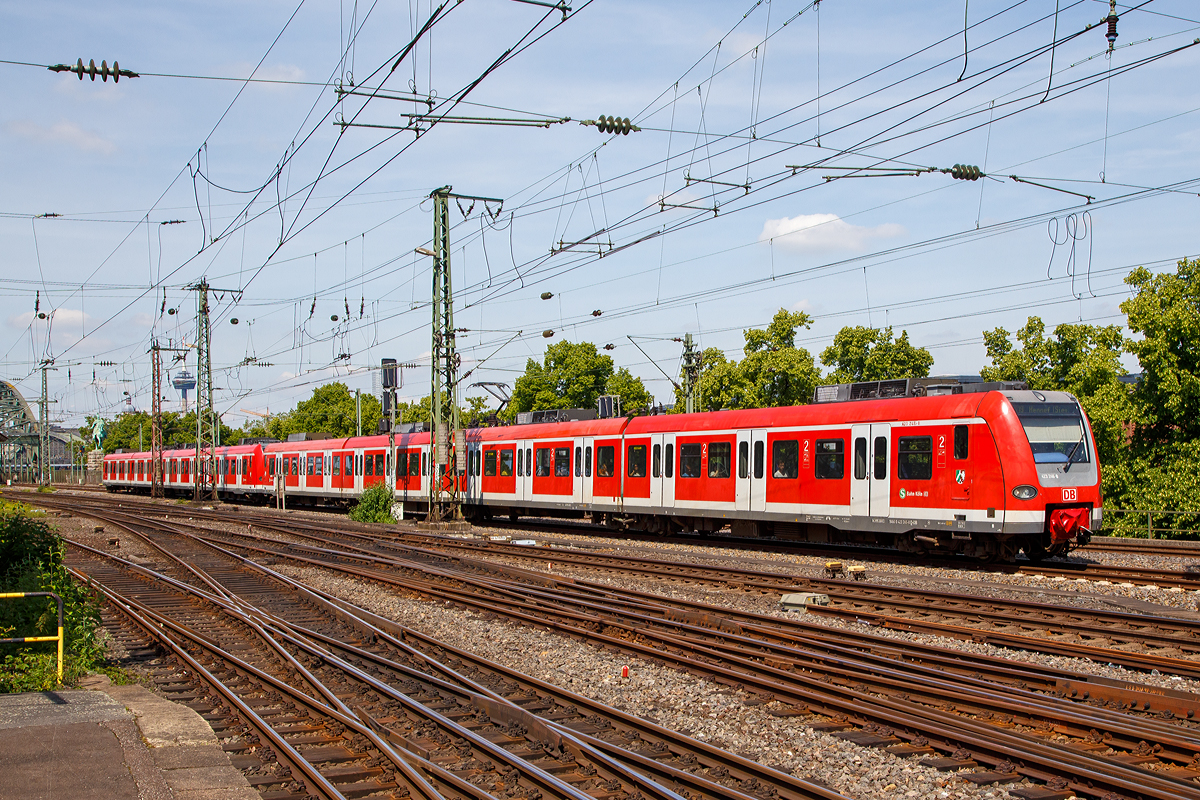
[103, 379, 1100, 562]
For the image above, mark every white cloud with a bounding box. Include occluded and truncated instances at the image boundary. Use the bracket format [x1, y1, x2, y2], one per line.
[790, 299, 814, 312]
[760, 213, 904, 253]
[7, 307, 93, 330]
[6, 120, 116, 155]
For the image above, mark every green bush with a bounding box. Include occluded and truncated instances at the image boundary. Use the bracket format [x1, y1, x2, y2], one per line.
[0, 504, 102, 691]
[348, 483, 397, 524]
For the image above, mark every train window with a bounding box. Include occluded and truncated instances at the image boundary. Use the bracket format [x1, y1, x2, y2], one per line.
[627, 445, 647, 478]
[854, 438, 868, 480]
[484, 450, 497, 476]
[315, 456, 324, 476]
[555, 448, 571, 477]
[376, 454, 387, 477]
[526, 448, 532, 475]
[954, 425, 969, 460]
[584, 447, 593, 478]
[874, 437, 888, 480]
[266, 457, 273, 477]
[575, 446, 582, 477]
[303, 455, 311, 475]
[182, 461, 190, 479]
[499, 449, 513, 477]
[738, 441, 748, 479]
[664, 444, 673, 478]
[409, 452, 420, 477]
[653, 444, 662, 478]
[678, 444, 701, 478]
[333, 455, 341, 476]
[753, 441, 764, 480]
[814, 439, 844, 480]
[897, 436, 933, 480]
[596, 446, 615, 478]
[535, 448, 552, 477]
[365, 455, 374, 477]
[422, 452, 428, 476]
[773, 440, 799, 479]
[396, 451, 407, 477]
[244, 456, 251, 475]
[517, 448, 524, 477]
[709, 442, 731, 479]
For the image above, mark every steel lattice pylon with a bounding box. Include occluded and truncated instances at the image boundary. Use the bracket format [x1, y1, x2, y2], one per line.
[190, 280, 218, 501]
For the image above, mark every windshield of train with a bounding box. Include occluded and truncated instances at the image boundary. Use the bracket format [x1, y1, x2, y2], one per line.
[1011, 402, 1090, 465]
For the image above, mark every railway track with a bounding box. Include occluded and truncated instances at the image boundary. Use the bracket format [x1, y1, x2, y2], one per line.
[66, 509, 848, 800]
[45, 497, 1200, 800]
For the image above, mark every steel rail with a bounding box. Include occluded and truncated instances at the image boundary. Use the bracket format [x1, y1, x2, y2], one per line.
[68, 515, 848, 800]
[196, 530, 1200, 800]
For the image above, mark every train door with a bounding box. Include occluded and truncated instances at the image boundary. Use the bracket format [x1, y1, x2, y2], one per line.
[649, 434, 665, 508]
[749, 430, 767, 512]
[735, 430, 751, 512]
[516, 439, 532, 504]
[851, 424, 892, 518]
[869, 424, 892, 517]
[661, 432, 676, 510]
[572, 439, 585, 505]
[581, 437, 594, 505]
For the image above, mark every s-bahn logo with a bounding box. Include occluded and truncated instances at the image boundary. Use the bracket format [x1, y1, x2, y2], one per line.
[899, 488, 905, 499]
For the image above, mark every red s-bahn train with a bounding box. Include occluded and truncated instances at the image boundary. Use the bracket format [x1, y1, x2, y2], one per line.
[102, 378, 1100, 562]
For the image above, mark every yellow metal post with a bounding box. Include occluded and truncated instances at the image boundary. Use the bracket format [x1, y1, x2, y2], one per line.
[0, 591, 64, 683]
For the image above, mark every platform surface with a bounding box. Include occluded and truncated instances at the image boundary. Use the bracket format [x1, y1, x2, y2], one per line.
[0, 681, 257, 800]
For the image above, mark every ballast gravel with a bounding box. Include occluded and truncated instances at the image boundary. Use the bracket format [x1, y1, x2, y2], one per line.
[272, 562, 1029, 800]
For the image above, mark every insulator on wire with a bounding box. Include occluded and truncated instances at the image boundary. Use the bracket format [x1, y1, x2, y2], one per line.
[588, 115, 639, 135]
[47, 58, 139, 83]
[592, 309, 602, 317]
[230, 318, 239, 325]
[1105, 14, 1119, 49]
[331, 314, 339, 322]
[949, 164, 982, 181]
[542, 330, 555, 338]
[604, 343, 615, 350]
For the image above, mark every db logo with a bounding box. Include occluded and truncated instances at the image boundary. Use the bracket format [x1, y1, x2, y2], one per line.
[1062, 487, 1077, 502]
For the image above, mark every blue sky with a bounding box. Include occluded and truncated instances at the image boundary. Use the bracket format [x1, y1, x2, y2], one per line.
[3, 0, 1198, 427]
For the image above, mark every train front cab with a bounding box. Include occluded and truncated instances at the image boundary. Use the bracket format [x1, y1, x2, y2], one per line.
[985, 390, 1101, 559]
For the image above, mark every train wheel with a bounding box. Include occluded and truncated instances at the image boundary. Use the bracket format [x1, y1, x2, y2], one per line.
[1022, 536, 1048, 562]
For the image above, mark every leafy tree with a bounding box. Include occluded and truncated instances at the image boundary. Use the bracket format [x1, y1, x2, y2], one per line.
[980, 316, 1133, 476]
[680, 309, 821, 411]
[1112, 258, 1200, 532]
[80, 410, 235, 453]
[509, 341, 651, 417]
[821, 325, 933, 384]
[263, 383, 382, 439]
[1122, 258, 1200, 446]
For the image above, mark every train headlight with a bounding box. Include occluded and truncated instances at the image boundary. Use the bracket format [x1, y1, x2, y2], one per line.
[1012, 485, 1038, 500]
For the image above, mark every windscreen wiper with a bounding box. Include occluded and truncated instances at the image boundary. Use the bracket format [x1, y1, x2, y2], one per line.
[1063, 431, 1086, 472]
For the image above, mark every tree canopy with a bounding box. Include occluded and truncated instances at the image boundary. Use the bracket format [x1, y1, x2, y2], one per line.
[509, 340, 652, 417]
[681, 310, 822, 411]
[820, 325, 934, 384]
[81, 410, 235, 454]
